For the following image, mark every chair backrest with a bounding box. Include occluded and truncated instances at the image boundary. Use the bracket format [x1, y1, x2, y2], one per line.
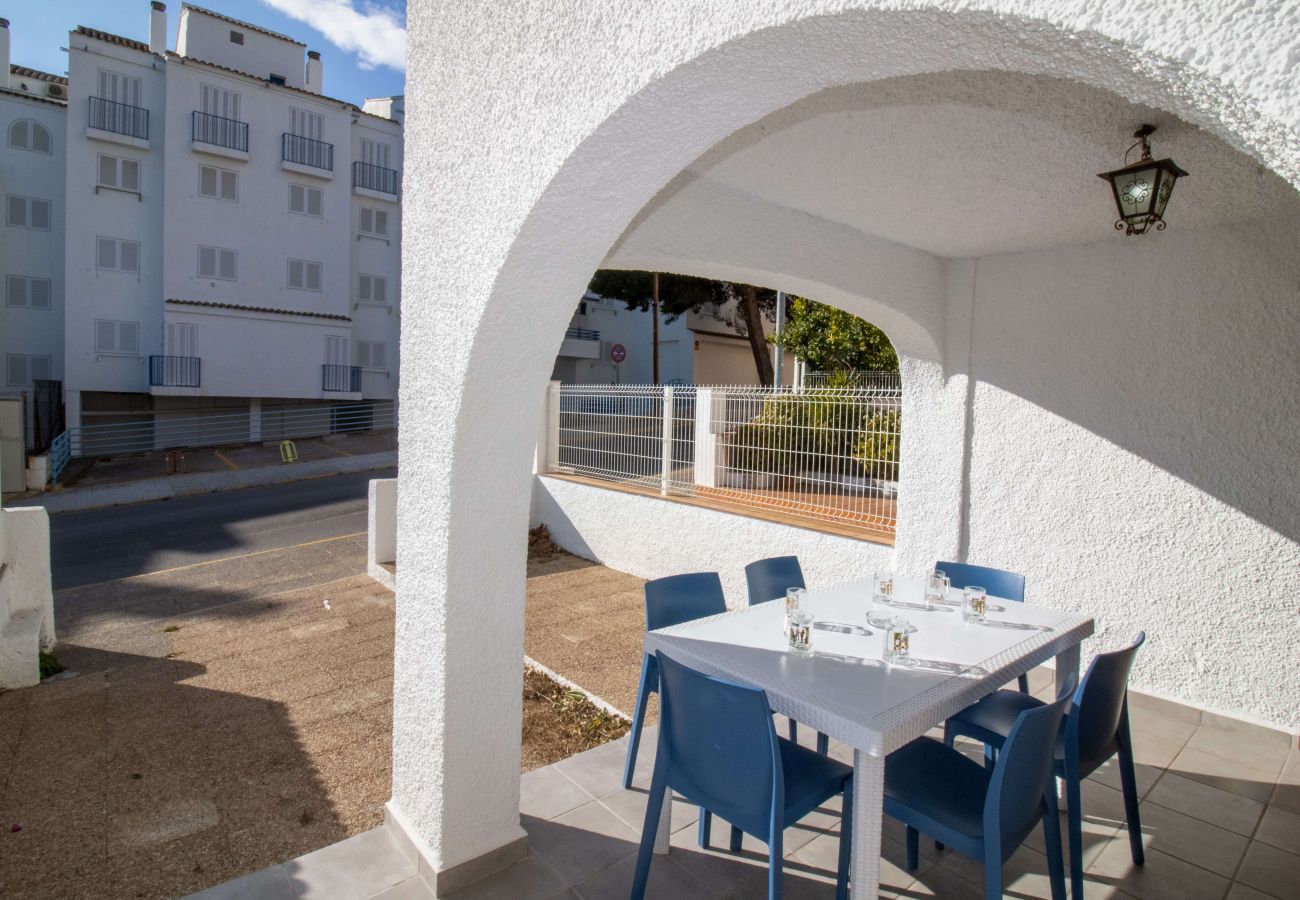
[1070, 631, 1146, 769]
[744, 556, 805, 606]
[936, 561, 1025, 603]
[655, 651, 782, 840]
[644, 572, 727, 632]
[985, 692, 1072, 855]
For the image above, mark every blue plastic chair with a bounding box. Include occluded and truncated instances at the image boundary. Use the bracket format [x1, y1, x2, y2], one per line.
[622, 572, 728, 789]
[631, 652, 853, 900]
[944, 632, 1147, 900]
[938, 561, 1030, 694]
[886, 693, 1072, 900]
[744, 556, 828, 756]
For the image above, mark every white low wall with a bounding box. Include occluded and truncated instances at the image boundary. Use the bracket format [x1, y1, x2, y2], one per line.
[368, 477, 397, 591]
[533, 474, 892, 608]
[0, 505, 55, 689]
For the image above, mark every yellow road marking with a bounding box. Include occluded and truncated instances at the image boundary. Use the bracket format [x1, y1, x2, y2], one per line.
[213, 449, 240, 470]
[64, 531, 366, 589]
[318, 441, 354, 457]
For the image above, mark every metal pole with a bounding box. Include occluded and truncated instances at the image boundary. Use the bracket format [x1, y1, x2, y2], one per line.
[652, 272, 661, 384]
[773, 290, 785, 387]
[660, 385, 673, 495]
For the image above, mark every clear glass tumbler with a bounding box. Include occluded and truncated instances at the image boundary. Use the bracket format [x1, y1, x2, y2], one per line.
[925, 569, 950, 606]
[962, 585, 988, 624]
[872, 570, 895, 604]
[787, 611, 814, 656]
[883, 616, 912, 664]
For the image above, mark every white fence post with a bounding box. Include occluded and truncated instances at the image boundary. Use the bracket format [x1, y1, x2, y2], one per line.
[693, 388, 717, 488]
[541, 381, 561, 473]
[660, 386, 674, 496]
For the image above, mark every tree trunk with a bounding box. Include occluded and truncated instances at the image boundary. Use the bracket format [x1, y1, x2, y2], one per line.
[739, 285, 775, 386]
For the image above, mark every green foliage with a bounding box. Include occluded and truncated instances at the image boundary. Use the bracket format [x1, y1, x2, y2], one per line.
[775, 297, 899, 372]
[38, 650, 64, 680]
[856, 409, 901, 481]
[727, 390, 881, 476]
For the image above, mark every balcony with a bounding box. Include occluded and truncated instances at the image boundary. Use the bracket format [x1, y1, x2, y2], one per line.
[322, 364, 362, 393]
[559, 326, 602, 360]
[149, 355, 202, 388]
[192, 111, 249, 156]
[352, 161, 400, 197]
[282, 133, 334, 177]
[87, 97, 149, 147]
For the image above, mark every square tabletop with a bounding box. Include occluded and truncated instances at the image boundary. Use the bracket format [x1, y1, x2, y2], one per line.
[645, 576, 1094, 755]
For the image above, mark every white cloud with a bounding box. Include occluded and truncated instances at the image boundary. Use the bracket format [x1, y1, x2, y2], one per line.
[260, 0, 406, 71]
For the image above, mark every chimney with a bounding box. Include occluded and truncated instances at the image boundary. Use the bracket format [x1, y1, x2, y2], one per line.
[305, 50, 322, 94]
[149, 2, 167, 55]
[0, 19, 11, 90]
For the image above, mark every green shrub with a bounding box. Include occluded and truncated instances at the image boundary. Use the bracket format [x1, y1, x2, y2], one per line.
[725, 390, 894, 478]
[855, 409, 901, 481]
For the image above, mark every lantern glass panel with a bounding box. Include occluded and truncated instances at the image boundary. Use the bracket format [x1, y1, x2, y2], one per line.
[1113, 164, 1159, 222]
[1153, 167, 1178, 218]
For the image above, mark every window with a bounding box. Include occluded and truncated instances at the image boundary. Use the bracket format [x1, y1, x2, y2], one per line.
[7, 195, 51, 230]
[198, 164, 238, 201]
[358, 274, 388, 304]
[358, 207, 389, 237]
[6, 354, 52, 386]
[324, 334, 348, 365]
[6, 275, 52, 309]
[289, 183, 323, 216]
[288, 258, 322, 291]
[166, 322, 197, 357]
[94, 319, 140, 355]
[8, 119, 52, 153]
[97, 154, 141, 192]
[96, 237, 141, 273]
[229, 30, 244, 45]
[290, 107, 323, 140]
[200, 83, 241, 121]
[198, 245, 237, 281]
[98, 69, 142, 106]
[355, 341, 387, 370]
[360, 138, 391, 169]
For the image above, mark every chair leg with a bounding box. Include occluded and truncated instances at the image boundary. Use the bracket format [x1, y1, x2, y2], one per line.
[788, 718, 798, 743]
[730, 824, 743, 853]
[622, 658, 655, 789]
[983, 847, 1003, 900]
[983, 743, 996, 770]
[1042, 794, 1067, 900]
[905, 825, 919, 871]
[698, 809, 711, 848]
[768, 828, 784, 900]
[1066, 770, 1085, 900]
[1018, 672, 1031, 694]
[836, 781, 852, 900]
[630, 759, 668, 900]
[1117, 720, 1145, 867]
[816, 732, 829, 756]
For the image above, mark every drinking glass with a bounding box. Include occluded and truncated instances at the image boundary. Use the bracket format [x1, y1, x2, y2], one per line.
[872, 570, 895, 605]
[962, 585, 988, 624]
[882, 616, 913, 664]
[787, 610, 814, 656]
[784, 587, 807, 639]
[925, 569, 950, 606]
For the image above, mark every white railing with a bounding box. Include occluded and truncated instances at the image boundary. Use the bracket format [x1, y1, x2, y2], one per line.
[803, 369, 902, 391]
[546, 384, 901, 537]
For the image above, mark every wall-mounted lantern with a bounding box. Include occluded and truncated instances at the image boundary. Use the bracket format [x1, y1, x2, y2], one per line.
[1098, 124, 1188, 236]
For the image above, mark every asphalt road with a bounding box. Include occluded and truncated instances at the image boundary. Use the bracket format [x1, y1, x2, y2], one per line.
[49, 468, 395, 589]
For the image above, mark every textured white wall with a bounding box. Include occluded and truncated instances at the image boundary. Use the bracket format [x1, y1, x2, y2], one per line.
[399, 0, 1300, 873]
[0, 506, 54, 688]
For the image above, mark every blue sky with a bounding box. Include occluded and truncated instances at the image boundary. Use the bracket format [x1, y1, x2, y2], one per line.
[7, 1, 406, 103]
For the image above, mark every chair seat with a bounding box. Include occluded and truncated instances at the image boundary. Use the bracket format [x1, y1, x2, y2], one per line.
[885, 738, 991, 839]
[779, 737, 853, 822]
[953, 689, 1045, 737]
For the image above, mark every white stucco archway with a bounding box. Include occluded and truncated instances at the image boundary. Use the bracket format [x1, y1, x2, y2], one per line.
[395, 1, 1300, 887]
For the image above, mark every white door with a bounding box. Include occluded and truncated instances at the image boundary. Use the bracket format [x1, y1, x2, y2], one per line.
[361, 139, 390, 168]
[324, 335, 348, 366]
[98, 69, 142, 105]
[166, 322, 197, 358]
[200, 83, 241, 121]
[291, 108, 324, 140]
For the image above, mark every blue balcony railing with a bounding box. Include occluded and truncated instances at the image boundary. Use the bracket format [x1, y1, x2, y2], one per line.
[192, 111, 249, 152]
[322, 364, 361, 392]
[89, 96, 149, 140]
[150, 356, 202, 388]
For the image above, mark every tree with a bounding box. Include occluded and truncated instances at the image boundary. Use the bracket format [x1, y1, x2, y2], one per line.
[587, 270, 778, 385]
[774, 297, 898, 372]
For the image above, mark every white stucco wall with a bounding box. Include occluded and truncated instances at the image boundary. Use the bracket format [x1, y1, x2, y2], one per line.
[399, 0, 1300, 876]
[0, 505, 54, 688]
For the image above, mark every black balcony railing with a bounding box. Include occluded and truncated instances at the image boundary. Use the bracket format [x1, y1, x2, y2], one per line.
[150, 356, 202, 388]
[89, 96, 149, 140]
[564, 327, 601, 341]
[283, 133, 334, 171]
[322, 364, 361, 392]
[352, 161, 399, 195]
[192, 110, 249, 152]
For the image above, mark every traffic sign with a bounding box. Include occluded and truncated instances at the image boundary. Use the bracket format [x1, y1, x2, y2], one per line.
[610, 343, 627, 363]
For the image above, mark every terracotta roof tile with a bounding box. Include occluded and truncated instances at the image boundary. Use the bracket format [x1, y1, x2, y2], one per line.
[74, 26, 151, 53]
[166, 298, 352, 322]
[10, 65, 68, 85]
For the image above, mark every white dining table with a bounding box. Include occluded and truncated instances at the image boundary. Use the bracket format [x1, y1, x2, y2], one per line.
[643, 575, 1094, 899]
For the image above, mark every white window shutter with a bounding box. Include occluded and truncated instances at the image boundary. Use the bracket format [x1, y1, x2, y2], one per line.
[120, 241, 140, 273]
[220, 170, 237, 201]
[31, 279, 50, 309]
[31, 200, 49, 230]
[33, 124, 50, 154]
[10, 120, 28, 149]
[307, 187, 322, 216]
[374, 277, 387, 303]
[375, 210, 388, 235]
[31, 357, 51, 381]
[119, 322, 139, 354]
[289, 184, 304, 213]
[7, 355, 26, 386]
[200, 166, 217, 197]
[123, 159, 140, 191]
[358, 275, 371, 301]
[7, 275, 26, 307]
[99, 155, 117, 187]
[372, 343, 386, 368]
[97, 237, 117, 269]
[199, 246, 216, 277]
[289, 259, 303, 288]
[8, 196, 26, 227]
[96, 320, 116, 351]
[359, 208, 373, 233]
[219, 249, 236, 280]
[306, 262, 321, 291]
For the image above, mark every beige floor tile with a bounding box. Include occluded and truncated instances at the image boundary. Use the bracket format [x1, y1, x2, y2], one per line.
[1086, 841, 1229, 900]
[1146, 772, 1265, 836]
[1169, 745, 1279, 803]
[1254, 804, 1300, 855]
[1134, 798, 1250, 876]
[1235, 841, 1300, 899]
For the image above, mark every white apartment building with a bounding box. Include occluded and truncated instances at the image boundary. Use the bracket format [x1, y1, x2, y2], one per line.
[1, 18, 67, 416]
[61, 3, 402, 439]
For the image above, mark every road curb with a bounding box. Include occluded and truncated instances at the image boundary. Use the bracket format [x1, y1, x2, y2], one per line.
[12, 451, 397, 515]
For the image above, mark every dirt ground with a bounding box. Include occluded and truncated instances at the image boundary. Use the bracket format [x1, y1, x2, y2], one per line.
[0, 532, 645, 899]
